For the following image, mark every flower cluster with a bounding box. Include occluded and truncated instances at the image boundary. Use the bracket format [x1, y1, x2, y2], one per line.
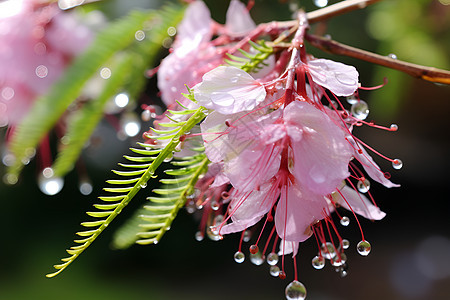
[155, 2, 402, 299]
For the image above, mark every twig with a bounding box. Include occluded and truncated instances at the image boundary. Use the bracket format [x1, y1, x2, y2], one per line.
[305, 34, 450, 85]
[277, 0, 383, 28]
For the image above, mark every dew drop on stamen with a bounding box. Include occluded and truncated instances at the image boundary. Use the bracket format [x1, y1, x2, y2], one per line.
[267, 252, 279, 266]
[312, 255, 325, 269]
[357, 240, 371, 256]
[331, 253, 347, 267]
[346, 96, 358, 105]
[321, 242, 337, 260]
[243, 230, 251, 242]
[285, 280, 307, 300]
[234, 251, 245, 263]
[351, 100, 369, 120]
[249, 244, 259, 254]
[270, 265, 280, 277]
[390, 124, 399, 131]
[195, 231, 204, 241]
[211, 200, 220, 211]
[250, 251, 264, 266]
[279, 271, 287, 279]
[340, 216, 350, 226]
[186, 200, 196, 213]
[313, 0, 328, 8]
[357, 178, 370, 193]
[392, 158, 403, 170]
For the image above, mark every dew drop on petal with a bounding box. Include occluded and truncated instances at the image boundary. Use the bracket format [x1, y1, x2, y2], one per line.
[267, 252, 279, 266]
[357, 178, 370, 193]
[357, 240, 371, 256]
[285, 280, 307, 300]
[312, 255, 325, 269]
[270, 265, 280, 277]
[234, 251, 245, 263]
[250, 251, 264, 266]
[351, 100, 369, 120]
[230, 76, 239, 83]
[340, 216, 350, 226]
[392, 158, 403, 170]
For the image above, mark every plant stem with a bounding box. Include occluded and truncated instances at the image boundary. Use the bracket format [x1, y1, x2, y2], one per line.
[305, 33, 450, 84]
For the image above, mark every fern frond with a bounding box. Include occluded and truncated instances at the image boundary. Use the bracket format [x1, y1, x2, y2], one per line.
[225, 40, 274, 73]
[47, 105, 207, 277]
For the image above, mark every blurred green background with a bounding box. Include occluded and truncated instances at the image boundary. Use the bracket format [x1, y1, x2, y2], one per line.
[1, 0, 449, 299]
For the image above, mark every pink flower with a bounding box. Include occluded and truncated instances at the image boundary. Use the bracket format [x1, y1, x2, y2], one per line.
[0, 0, 93, 126]
[157, 0, 256, 107]
[194, 66, 267, 114]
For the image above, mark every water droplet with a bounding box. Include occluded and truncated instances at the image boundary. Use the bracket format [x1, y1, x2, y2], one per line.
[114, 93, 129, 108]
[357, 178, 370, 193]
[312, 255, 325, 269]
[313, 0, 328, 8]
[270, 265, 280, 277]
[243, 230, 251, 242]
[388, 53, 398, 59]
[3, 173, 18, 185]
[346, 96, 358, 105]
[321, 242, 336, 260]
[79, 180, 93, 195]
[336, 73, 357, 86]
[249, 244, 259, 254]
[285, 280, 307, 300]
[206, 226, 222, 241]
[351, 100, 369, 120]
[336, 263, 349, 277]
[38, 173, 64, 195]
[211, 200, 220, 211]
[267, 252, 279, 266]
[340, 216, 350, 226]
[163, 154, 173, 163]
[234, 251, 245, 263]
[100, 67, 111, 79]
[250, 251, 264, 266]
[135, 30, 146, 41]
[390, 124, 398, 131]
[35, 65, 48, 78]
[186, 200, 196, 213]
[331, 253, 347, 267]
[392, 158, 403, 170]
[141, 110, 152, 122]
[342, 239, 350, 250]
[279, 271, 287, 279]
[195, 231, 204, 241]
[357, 240, 371, 256]
[1, 86, 14, 101]
[230, 76, 239, 83]
[140, 182, 147, 188]
[167, 26, 176, 36]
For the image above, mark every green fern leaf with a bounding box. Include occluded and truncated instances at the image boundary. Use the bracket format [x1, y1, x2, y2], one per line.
[226, 40, 274, 73]
[47, 104, 207, 277]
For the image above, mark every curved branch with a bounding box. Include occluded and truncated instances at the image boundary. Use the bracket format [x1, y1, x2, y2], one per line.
[305, 34, 450, 85]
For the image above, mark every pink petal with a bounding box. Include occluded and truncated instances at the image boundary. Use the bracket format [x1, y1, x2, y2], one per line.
[194, 66, 266, 114]
[225, 0, 256, 36]
[278, 240, 299, 257]
[349, 137, 400, 188]
[307, 58, 359, 96]
[172, 1, 212, 57]
[334, 185, 386, 220]
[220, 185, 278, 235]
[275, 184, 327, 243]
[285, 101, 352, 194]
